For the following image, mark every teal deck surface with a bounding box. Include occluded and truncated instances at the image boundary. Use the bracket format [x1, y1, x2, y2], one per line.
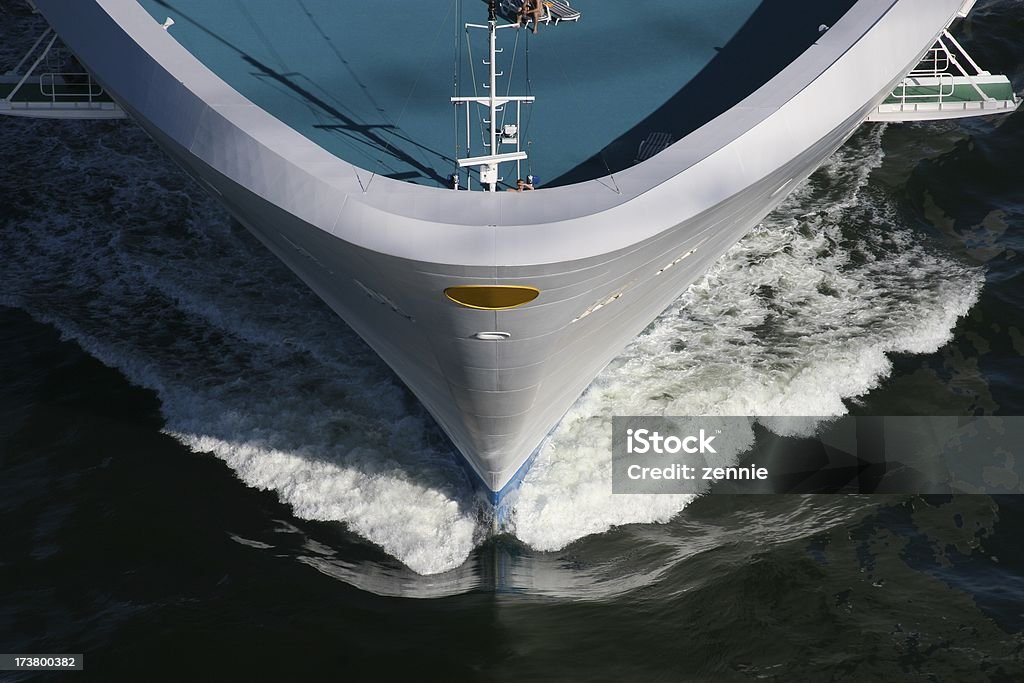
[138, 0, 856, 188]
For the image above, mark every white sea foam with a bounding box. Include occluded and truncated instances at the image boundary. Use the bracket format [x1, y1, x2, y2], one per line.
[511, 126, 983, 551]
[0, 120, 981, 574]
[1, 123, 484, 576]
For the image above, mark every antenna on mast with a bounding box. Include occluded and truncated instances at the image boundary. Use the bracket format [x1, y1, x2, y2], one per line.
[451, 3, 534, 191]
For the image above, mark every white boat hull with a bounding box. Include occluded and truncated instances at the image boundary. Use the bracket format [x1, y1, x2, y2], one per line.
[31, 0, 977, 496]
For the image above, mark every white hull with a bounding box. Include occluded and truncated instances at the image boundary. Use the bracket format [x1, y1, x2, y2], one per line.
[32, 0, 979, 495]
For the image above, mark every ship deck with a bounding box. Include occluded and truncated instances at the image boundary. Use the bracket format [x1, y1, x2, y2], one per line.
[138, 0, 857, 188]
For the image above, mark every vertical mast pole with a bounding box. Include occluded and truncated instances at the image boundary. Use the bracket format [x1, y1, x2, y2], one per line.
[488, 0, 498, 191]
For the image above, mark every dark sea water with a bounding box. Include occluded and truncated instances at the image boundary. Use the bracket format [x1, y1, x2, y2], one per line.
[3, 1, 1024, 680]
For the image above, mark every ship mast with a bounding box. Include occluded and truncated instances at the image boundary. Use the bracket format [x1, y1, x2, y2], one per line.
[452, 0, 534, 191]
[487, 0, 498, 180]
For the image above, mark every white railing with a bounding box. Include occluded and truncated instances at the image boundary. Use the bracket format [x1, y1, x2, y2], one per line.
[39, 72, 104, 102]
[890, 72, 955, 106]
[888, 29, 995, 109]
[908, 46, 950, 77]
[937, 31, 992, 102]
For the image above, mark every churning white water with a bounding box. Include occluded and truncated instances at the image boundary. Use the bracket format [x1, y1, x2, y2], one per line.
[512, 126, 981, 551]
[0, 119, 980, 574]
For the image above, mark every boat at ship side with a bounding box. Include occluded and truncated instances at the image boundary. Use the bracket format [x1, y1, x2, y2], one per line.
[28, 0, 1000, 498]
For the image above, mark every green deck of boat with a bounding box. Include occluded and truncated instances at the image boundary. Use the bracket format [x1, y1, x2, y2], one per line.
[883, 80, 1015, 104]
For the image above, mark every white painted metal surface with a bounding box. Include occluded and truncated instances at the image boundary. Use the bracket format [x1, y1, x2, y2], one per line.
[28, 0, 985, 493]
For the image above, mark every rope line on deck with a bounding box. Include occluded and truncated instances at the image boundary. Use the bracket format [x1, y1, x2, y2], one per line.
[366, 0, 457, 192]
[453, 0, 462, 178]
[463, 24, 490, 184]
[554, 56, 620, 194]
[524, 30, 533, 177]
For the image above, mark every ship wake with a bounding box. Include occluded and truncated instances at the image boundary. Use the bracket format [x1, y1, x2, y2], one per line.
[511, 124, 982, 551]
[0, 121, 981, 575]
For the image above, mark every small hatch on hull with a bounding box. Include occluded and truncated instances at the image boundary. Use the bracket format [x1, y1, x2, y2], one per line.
[444, 285, 539, 310]
[473, 331, 512, 341]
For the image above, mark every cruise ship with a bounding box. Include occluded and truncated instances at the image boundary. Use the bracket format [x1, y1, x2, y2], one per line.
[4, 0, 1018, 502]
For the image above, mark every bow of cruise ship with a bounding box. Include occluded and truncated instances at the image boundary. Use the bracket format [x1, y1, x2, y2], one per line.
[9, 0, 1017, 500]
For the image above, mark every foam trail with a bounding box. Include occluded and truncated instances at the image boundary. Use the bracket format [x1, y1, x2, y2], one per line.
[0, 109, 980, 573]
[511, 126, 983, 551]
[0, 117, 483, 575]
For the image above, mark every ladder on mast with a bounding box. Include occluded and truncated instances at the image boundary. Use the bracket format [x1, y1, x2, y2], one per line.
[451, 0, 534, 191]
